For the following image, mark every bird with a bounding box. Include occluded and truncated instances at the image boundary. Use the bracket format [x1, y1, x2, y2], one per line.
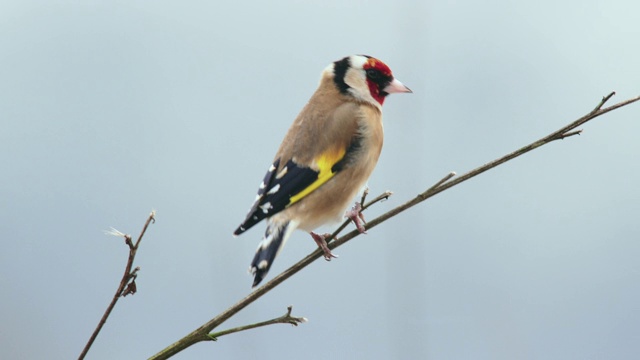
[234, 54, 411, 287]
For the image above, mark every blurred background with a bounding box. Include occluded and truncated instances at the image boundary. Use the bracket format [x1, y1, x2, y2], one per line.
[1, 1, 639, 359]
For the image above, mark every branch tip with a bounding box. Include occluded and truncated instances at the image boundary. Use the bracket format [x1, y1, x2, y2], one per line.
[361, 191, 394, 213]
[561, 129, 583, 139]
[282, 306, 307, 326]
[359, 188, 370, 207]
[593, 91, 617, 112]
[423, 171, 457, 195]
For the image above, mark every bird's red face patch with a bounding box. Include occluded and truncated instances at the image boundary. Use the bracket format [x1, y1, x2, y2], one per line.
[364, 58, 392, 77]
[363, 58, 394, 105]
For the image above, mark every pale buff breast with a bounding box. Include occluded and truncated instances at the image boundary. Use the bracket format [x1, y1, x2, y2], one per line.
[274, 104, 384, 232]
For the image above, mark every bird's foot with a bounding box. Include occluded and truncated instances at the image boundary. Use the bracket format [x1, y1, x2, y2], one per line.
[310, 232, 338, 261]
[345, 202, 367, 233]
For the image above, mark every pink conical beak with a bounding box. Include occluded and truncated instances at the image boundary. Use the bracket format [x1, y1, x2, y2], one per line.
[384, 78, 412, 94]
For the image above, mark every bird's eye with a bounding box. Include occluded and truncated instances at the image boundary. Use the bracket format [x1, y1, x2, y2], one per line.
[366, 69, 380, 80]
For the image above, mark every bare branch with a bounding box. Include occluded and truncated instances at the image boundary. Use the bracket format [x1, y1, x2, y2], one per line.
[207, 306, 307, 341]
[338, 94, 640, 233]
[149, 93, 639, 359]
[78, 210, 156, 360]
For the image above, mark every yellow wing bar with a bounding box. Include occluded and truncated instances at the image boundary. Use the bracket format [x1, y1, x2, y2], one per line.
[288, 147, 346, 205]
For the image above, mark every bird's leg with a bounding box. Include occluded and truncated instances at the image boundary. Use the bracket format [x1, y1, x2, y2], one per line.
[345, 201, 367, 233]
[310, 232, 338, 261]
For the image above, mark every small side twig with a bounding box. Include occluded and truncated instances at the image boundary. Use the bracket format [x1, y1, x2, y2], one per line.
[78, 210, 156, 360]
[207, 306, 307, 341]
[591, 91, 616, 114]
[362, 190, 394, 212]
[425, 172, 457, 193]
[359, 187, 370, 207]
[559, 129, 582, 139]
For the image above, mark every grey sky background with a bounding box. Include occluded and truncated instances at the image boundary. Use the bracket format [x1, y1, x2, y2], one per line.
[1, 1, 639, 359]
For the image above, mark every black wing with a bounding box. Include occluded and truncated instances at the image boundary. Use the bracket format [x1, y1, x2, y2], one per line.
[233, 158, 319, 235]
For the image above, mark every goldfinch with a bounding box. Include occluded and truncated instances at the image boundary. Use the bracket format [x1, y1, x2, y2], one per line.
[234, 55, 411, 287]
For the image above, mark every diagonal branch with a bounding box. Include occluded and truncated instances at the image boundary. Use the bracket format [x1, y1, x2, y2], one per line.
[78, 210, 156, 360]
[346, 92, 640, 232]
[149, 92, 640, 359]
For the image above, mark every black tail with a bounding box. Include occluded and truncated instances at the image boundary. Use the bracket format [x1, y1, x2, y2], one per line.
[250, 221, 291, 287]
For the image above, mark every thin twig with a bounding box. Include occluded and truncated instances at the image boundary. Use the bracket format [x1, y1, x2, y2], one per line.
[425, 172, 457, 193]
[559, 129, 582, 139]
[362, 190, 394, 212]
[591, 91, 616, 113]
[359, 187, 370, 208]
[78, 210, 156, 360]
[149, 93, 639, 359]
[207, 306, 307, 341]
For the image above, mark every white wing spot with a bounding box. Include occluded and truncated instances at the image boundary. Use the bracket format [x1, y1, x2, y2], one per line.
[260, 202, 272, 214]
[258, 260, 269, 269]
[267, 184, 280, 195]
[269, 164, 276, 172]
[258, 234, 273, 250]
[276, 166, 288, 179]
[259, 181, 266, 189]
